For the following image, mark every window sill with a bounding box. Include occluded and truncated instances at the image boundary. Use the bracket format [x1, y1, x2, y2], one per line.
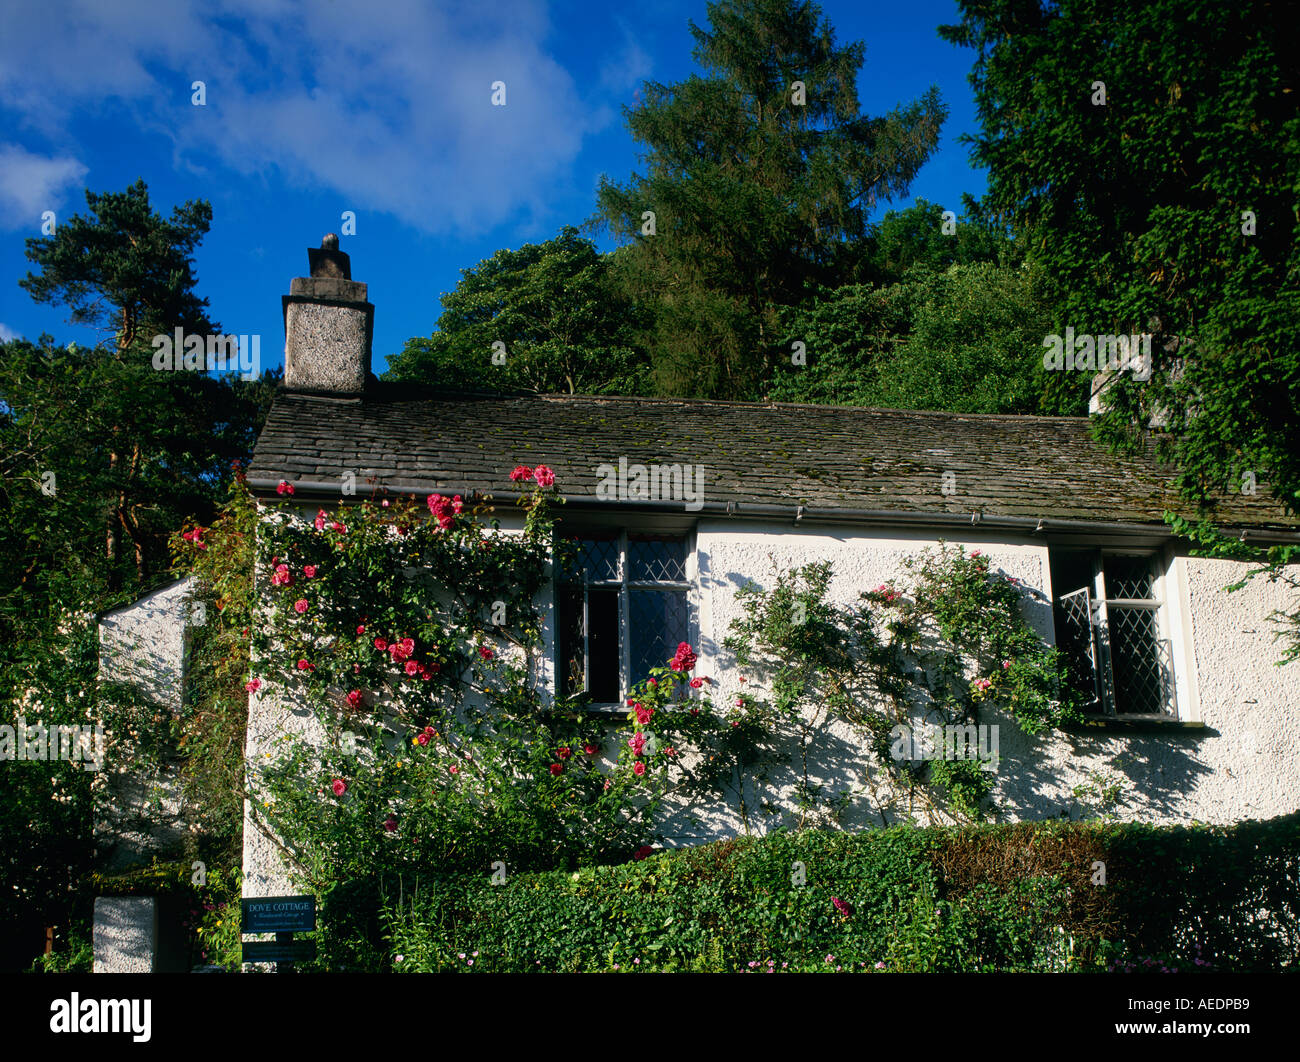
[1063, 716, 1205, 734]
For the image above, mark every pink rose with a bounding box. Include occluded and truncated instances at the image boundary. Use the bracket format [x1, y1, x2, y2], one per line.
[294, 599, 309, 613]
[633, 761, 646, 776]
[276, 480, 294, 495]
[244, 678, 262, 693]
[374, 637, 388, 651]
[670, 642, 697, 672]
[628, 733, 646, 757]
[315, 510, 327, 531]
[356, 624, 366, 635]
[346, 690, 363, 709]
[296, 658, 313, 671]
[404, 660, 420, 676]
[510, 465, 534, 483]
[557, 746, 572, 760]
[303, 565, 317, 578]
[584, 744, 599, 756]
[416, 732, 430, 746]
[450, 765, 459, 774]
[635, 705, 653, 725]
[331, 778, 347, 797]
[533, 465, 555, 488]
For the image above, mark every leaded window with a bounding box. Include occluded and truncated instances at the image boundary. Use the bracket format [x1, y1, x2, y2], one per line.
[556, 532, 692, 705]
[1050, 549, 1178, 717]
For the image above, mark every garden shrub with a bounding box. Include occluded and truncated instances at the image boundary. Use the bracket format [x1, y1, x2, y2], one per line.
[365, 815, 1300, 973]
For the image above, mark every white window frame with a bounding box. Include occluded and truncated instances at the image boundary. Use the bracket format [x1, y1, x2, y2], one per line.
[1051, 546, 1183, 719]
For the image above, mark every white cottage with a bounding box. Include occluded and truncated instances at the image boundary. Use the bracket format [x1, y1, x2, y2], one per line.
[241, 239, 1300, 893]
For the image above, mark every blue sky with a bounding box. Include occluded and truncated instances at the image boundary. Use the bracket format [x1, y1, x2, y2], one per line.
[0, 0, 986, 375]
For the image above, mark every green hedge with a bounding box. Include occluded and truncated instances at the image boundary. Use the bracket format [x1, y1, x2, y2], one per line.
[311, 814, 1300, 973]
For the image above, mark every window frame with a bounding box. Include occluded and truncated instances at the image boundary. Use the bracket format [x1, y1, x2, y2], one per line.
[554, 527, 696, 710]
[1050, 546, 1180, 720]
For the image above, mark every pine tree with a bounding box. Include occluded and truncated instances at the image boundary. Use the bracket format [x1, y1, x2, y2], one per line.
[592, 0, 946, 399]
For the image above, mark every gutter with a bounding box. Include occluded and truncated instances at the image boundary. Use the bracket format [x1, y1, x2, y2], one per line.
[245, 477, 1300, 544]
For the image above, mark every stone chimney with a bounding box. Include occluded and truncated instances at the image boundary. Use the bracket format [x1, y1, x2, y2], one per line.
[283, 234, 373, 393]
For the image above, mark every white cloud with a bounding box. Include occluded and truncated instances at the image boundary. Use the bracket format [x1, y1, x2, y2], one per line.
[0, 323, 19, 342]
[0, 0, 605, 237]
[0, 145, 88, 230]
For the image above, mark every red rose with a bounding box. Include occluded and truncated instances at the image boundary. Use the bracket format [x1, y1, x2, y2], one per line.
[633, 761, 646, 776]
[557, 747, 571, 760]
[549, 762, 564, 776]
[345, 689, 363, 709]
[632, 845, 654, 861]
[384, 816, 398, 832]
[331, 778, 347, 797]
[404, 660, 420, 675]
[374, 637, 388, 651]
[303, 565, 317, 578]
[584, 744, 599, 756]
[510, 465, 534, 483]
[356, 624, 366, 635]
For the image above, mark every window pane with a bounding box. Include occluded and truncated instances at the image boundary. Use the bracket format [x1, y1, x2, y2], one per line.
[560, 536, 620, 583]
[557, 586, 621, 702]
[1108, 605, 1174, 714]
[629, 535, 687, 582]
[557, 586, 586, 699]
[1104, 555, 1154, 600]
[629, 588, 689, 685]
[586, 588, 621, 702]
[1055, 587, 1102, 712]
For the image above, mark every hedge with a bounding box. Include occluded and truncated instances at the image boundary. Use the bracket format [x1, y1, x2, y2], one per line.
[303, 813, 1299, 972]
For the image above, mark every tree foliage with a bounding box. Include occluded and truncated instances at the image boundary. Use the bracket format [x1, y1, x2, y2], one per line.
[591, 0, 946, 399]
[940, 0, 1300, 517]
[385, 226, 649, 395]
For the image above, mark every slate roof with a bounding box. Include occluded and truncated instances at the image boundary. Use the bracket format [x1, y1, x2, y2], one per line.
[246, 384, 1300, 535]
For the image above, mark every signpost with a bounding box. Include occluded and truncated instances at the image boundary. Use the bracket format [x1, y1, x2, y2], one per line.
[241, 895, 316, 969]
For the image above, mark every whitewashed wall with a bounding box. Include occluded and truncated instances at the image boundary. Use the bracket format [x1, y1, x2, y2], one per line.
[244, 507, 1300, 891]
[656, 522, 1299, 842]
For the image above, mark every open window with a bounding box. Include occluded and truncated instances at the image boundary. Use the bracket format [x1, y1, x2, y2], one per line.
[556, 531, 693, 706]
[1050, 549, 1178, 718]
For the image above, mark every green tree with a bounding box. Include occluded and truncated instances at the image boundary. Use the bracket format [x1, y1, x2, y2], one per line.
[0, 183, 276, 966]
[940, 0, 1300, 661]
[866, 196, 1022, 283]
[592, 0, 946, 399]
[940, 0, 1300, 514]
[10, 182, 275, 589]
[770, 260, 1068, 415]
[385, 226, 649, 395]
